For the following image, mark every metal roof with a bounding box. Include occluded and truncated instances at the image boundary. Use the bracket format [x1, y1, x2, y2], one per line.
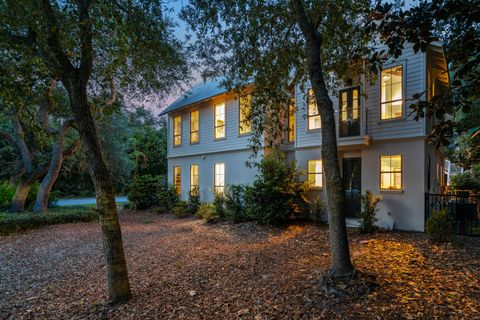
[159, 79, 227, 116]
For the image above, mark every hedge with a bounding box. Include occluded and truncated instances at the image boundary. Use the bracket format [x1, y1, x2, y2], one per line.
[0, 207, 97, 235]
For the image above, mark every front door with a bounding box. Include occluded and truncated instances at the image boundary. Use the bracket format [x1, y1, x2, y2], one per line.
[343, 157, 361, 218]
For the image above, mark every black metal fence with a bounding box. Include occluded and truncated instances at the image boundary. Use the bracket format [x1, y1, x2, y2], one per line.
[425, 193, 480, 236]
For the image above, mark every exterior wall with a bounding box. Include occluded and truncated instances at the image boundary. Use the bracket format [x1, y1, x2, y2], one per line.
[361, 138, 426, 231]
[294, 43, 427, 149]
[167, 149, 261, 202]
[168, 92, 255, 158]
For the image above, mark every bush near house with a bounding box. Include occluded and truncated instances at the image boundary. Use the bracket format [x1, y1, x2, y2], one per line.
[359, 191, 382, 234]
[0, 207, 97, 235]
[244, 151, 309, 225]
[172, 201, 190, 218]
[213, 193, 226, 219]
[426, 208, 456, 242]
[224, 184, 247, 223]
[187, 192, 200, 215]
[196, 203, 218, 222]
[303, 196, 326, 224]
[158, 184, 180, 212]
[450, 165, 480, 191]
[127, 175, 162, 210]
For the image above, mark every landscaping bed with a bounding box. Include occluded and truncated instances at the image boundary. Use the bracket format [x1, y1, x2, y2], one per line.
[0, 210, 479, 319]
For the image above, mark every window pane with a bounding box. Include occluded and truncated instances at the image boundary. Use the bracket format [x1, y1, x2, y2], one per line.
[173, 166, 181, 195]
[239, 95, 252, 134]
[390, 155, 402, 171]
[380, 155, 402, 189]
[190, 111, 199, 131]
[190, 132, 199, 143]
[288, 100, 295, 142]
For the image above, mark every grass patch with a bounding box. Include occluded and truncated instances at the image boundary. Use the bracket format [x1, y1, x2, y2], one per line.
[0, 206, 97, 236]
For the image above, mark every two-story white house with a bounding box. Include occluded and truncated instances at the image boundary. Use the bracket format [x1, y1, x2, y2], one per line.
[160, 43, 449, 231]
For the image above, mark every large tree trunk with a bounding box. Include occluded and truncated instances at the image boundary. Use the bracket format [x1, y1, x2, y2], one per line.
[33, 124, 79, 213]
[11, 168, 47, 212]
[291, 0, 354, 279]
[66, 80, 131, 303]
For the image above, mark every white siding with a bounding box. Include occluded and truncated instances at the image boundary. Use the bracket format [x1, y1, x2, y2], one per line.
[168, 92, 254, 158]
[167, 149, 261, 202]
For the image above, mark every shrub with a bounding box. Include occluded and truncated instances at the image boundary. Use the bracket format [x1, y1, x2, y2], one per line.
[359, 191, 382, 234]
[224, 185, 247, 222]
[0, 181, 15, 210]
[158, 184, 180, 211]
[127, 175, 161, 210]
[0, 207, 97, 235]
[426, 208, 456, 242]
[187, 191, 201, 215]
[172, 201, 190, 218]
[244, 150, 309, 225]
[196, 203, 218, 222]
[450, 166, 480, 191]
[304, 196, 326, 224]
[213, 193, 226, 218]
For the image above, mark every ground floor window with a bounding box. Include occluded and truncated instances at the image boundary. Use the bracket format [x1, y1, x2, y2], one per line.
[307, 160, 323, 188]
[190, 164, 199, 195]
[173, 166, 181, 195]
[380, 155, 402, 190]
[214, 163, 225, 194]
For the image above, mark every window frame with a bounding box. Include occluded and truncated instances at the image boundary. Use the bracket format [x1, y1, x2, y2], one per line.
[238, 95, 252, 136]
[190, 164, 199, 195]
[173, 166, 181, 195]
[214, 162, 225, 194]
[380, 64, 405, 121]
[307, 160, 323, 189]
[214, 102, 226, 140]
[173, 115, 182, 146]
[379, 154, 403, 191]
[287, 98, 296, 143]
[307, 88, 321, 131]
[190, 110, 199, 144]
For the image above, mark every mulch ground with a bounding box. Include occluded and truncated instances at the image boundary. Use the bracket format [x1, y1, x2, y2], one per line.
[1, 211, 479, 320]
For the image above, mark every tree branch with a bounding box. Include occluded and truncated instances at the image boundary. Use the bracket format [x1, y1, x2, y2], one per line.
[290, 0, 322, 46]
[78, 0, 94, 85]
[11, 114, 34, 173]
[62, 138, 80, 160]
[39, 0, 75, 76]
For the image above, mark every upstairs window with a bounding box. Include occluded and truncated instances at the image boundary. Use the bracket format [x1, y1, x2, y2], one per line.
[380, 155, 402, 190]
[307, 89, 321, 130]
[190, 110, 199, 144]
[173, 166, 181, 195]
[381, 65, 403, 120]
[214, 103, 226, 139]
[190, 164, 199, 195]
[288, 98, 295, 142]
[173, 115, 182, 146]
[307, 160, 323, 188]
[239, 95, 252, 135]
[214, 163, 225, 194]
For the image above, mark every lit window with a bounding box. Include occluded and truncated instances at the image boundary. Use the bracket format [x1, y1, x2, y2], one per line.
[190, 110, 199, 144]
[214, 163, 225, 194]
[381, 66, 403, 120]
[214, 103, 225, 139]
[307, 89, 321, 130]
[380, 155, 402, 190]
[288, 98, 295, 142]
[307, 160, 323, 188]
[173, 115, 182, 146]
[173, 166, 181, 195]
[190, 165, 198, 195]
[239, 95, 252, 135]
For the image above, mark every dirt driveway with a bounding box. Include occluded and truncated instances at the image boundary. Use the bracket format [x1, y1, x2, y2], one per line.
[1, 211, 479, 319]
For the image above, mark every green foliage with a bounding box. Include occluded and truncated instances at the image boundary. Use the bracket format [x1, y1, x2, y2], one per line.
[187, 192, 201, 215]
[0, 207, 97, 235]
[223, 185, 247, 223]
[172, 201, 190, 218]
[244, 151, 309, 225]
[304, 197, 326, 224]
[450, 165, 480, 191]
[0, 181, 15, 210]
[213, 193, 226, 219]
[359, 191, 382, 234]
[196, 203, 219, 223]
[426, 208, 456, 243]
[158, 184, 180, 211]
[127, 175, 161, 210]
